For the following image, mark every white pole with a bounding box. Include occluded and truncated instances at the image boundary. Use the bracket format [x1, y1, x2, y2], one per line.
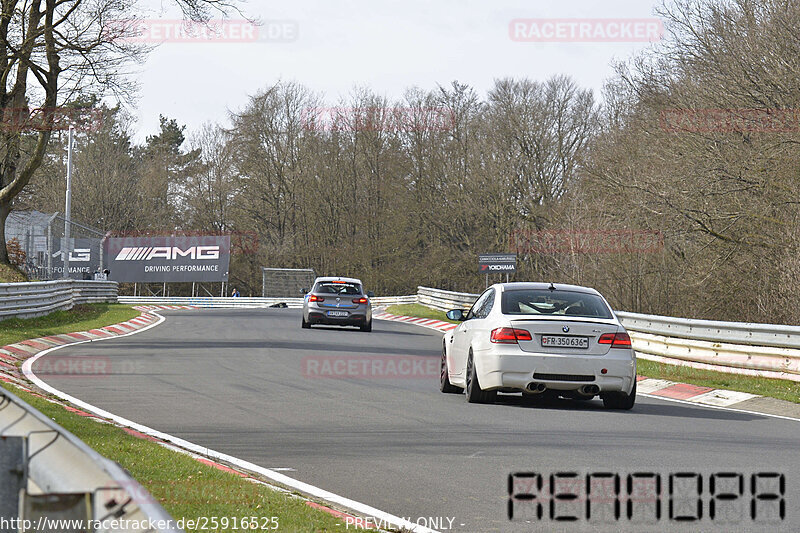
[63, 125, 74, 278]
[46, 223, 52, 277]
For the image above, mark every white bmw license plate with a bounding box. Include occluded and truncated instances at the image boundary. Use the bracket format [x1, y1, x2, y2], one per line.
[541, 335, 589, 349]
[327, 310, 349, 317]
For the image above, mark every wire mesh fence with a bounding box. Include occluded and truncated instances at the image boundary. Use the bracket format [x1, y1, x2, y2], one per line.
[4, 210, 105, 280]
[261, 267, 316, 297]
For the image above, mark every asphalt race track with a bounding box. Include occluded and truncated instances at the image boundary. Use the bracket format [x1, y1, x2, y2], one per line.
[33, 308, 800, 532]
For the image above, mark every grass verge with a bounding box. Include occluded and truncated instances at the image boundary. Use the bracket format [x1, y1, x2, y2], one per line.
[637, 358, 799, 404]
[0, 383, 347, 532]
[0, 262, 28, 282]
[384, 303, 458, 323]
[386, 304, 799, 404]
[0, 303, 140, 346]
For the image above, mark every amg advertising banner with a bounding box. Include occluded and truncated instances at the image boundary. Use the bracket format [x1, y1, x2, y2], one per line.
[51, 238, 102, 279]
[105, 236, 230, 282]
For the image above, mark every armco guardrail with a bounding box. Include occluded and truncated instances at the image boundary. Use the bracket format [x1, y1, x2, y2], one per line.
[0, 280, 118, 320]
[0, 387, 182, 532]
[72, 280, 118, 305]
[616, 311, 800, 379]
[117, 295, 417, 309]
[371, 295, 417, 305]
[415, 286, 800, 380]
[119, 296, 305, 308]
[417, 286, 477, 311]
[615, 311, 800, 349]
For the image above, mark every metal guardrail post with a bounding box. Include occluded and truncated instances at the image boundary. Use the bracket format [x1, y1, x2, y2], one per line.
[0, 434, 27, 525]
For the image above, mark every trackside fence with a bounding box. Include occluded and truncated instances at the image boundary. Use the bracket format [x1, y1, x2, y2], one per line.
[0, 280, 118, 320]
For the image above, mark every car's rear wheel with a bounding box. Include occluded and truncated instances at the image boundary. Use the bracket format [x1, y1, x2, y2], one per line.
[602, 381, 636, 410]
[465, 351, 496, 404]
[360, 320, 372, 332]
[301, 315, 311, 329]
[440, 345, 461, 394]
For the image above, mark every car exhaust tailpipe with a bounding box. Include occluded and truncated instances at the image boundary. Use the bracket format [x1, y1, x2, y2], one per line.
[527, 383, 546, 393]
[580, 384, 600, 395]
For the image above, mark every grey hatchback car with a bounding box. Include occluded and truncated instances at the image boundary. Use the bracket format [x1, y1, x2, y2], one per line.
[301, 277, 374, 331]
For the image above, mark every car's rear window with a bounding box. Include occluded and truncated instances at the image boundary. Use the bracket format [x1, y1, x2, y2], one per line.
[314, 282, 362, 295]
[501, 289, 613, 319]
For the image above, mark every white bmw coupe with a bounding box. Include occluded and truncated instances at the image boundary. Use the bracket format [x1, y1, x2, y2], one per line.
[440, 282, 636, 409]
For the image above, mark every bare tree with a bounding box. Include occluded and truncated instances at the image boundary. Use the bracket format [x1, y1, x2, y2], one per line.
[0, 0, 238, 268]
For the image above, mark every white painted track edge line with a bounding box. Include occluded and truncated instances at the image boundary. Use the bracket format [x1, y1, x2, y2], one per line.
[20, 311, 440, 533]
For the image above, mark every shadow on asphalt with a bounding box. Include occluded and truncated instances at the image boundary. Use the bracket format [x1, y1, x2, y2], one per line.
[309, 325, 432, 337]
[485, 393, 767, 421]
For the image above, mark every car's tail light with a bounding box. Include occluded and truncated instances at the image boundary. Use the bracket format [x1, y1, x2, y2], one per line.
[598, 332, 632, 347]
[309, 295, 324, 302]
[352, 297, 368, 304]
[490, 327, 533, 344]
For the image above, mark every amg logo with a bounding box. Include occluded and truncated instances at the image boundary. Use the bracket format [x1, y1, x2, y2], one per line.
[114, 246, 220, 261]
[53, 249, 92, 262]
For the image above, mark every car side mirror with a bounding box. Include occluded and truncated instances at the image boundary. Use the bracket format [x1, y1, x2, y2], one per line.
[301, 288, 308, 295]
[446, 309, 466, 321]
[367, 291, 375, 298]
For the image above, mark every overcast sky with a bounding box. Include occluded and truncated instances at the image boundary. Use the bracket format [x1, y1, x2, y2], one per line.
[128, 0, 666, 142]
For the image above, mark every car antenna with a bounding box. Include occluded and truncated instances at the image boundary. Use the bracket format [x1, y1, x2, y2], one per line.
[548, 282, 556, 291]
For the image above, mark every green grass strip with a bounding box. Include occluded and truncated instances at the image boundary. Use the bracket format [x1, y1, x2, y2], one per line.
[0, 303, 140, 346]
[637, 359, 799, 404]
[385, 303, 458, 323]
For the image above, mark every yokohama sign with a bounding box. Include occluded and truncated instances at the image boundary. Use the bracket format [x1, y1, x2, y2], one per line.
[105, 236, 230, 282]
[479, 253, 517, 274]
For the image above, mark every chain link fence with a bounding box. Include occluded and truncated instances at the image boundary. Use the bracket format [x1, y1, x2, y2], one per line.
[261, 267, 317, 297]
[4, 210, 105, 280]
